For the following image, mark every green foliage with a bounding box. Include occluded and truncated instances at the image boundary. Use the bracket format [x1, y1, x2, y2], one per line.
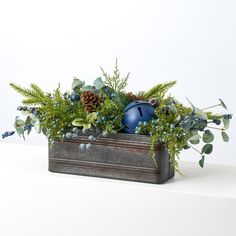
[221, 131, 229, 142]
[72, 112, 97, 130]
[10, 83, 51, 106]
[101, 59, 129, 93]
[144, 81, 176, 100]
[7, 61, 232, 173]
[202, 144, 213, 154]
[96, 97, 124, 134]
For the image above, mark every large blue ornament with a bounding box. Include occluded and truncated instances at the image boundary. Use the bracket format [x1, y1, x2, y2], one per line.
[122, 100, 156, 134]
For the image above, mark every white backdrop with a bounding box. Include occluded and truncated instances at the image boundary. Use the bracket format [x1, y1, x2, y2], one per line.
[0, 0, 235, 166]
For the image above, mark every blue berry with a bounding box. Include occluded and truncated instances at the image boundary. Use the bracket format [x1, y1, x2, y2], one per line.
[65, 133, 73, 139]
[88, 135, 94, 141]
[102, 131, 108, 137]
[2, 131, 15, 139]
[79, 143, 86, 150]
[70, 93, 80, 102]
[86, 143, 91, 150]
[72, 127, 79, 133]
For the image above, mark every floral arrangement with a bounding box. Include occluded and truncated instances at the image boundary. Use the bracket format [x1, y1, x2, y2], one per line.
[2, 60, 232, 173]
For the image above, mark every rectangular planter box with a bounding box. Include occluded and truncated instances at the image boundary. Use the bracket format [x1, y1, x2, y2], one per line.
[48, 133, 174, 184]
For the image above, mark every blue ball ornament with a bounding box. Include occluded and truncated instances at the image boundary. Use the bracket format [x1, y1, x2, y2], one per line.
[122, 100, 156, 134]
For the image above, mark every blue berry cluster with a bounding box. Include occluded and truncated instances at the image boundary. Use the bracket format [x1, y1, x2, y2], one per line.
[17, 106, 39, 116]
[2, 131, 15, 139]
[178, 115, 207, 131]
[135, 119, 159, 135]
[24, 124, 34, 131]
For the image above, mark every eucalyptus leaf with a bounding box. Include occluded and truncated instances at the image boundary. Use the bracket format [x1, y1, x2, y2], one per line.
[15, 119, 24, 127]
[82, 85, 95, 92]
[221, 131, 229, 142]
[190, 139, 200, 145]
[72, 78, 85, 90]
[202, 144, 213, 155]
[168, 105, 177, 114]
[223, 118, 230, 129]
[93, 77, 104, 90]
[188, 134, 201, 142]
[199, 156, 205, 168]
[219, 98, 228, 110]
[203, 130, 214, 143]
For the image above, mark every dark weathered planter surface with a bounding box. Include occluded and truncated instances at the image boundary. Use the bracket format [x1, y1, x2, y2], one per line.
[48, 133, 174, 184]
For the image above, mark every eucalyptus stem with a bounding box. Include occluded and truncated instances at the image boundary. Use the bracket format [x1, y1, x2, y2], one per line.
[188, 144, 202, 154]
[207, 126, 224, 131]
[202, 104, 220, 110]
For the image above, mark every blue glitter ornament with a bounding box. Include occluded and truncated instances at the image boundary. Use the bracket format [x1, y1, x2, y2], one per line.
[122, 100, 156, 134]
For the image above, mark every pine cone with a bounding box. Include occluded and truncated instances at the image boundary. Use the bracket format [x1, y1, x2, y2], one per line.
[127, 92, 145, 102]
[81, 91, 102, 112]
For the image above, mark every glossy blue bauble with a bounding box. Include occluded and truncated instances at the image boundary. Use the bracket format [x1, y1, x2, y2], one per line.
[122, 100, 156, 134]
[70, 93, 80, 102]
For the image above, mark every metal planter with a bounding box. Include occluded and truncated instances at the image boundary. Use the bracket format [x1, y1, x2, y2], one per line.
[49, 133, 174, 184]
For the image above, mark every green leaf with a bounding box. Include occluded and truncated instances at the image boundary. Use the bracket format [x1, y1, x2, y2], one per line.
[199, 156, 205, 168]
[15, 119, 24, 127]
[221, 131, 229, 142]
[219, 98, 228, 110]
[87, 112, 97, 123]
[194, 108, 208, 120]
[83, 123, 91, 129]
[188, 134, 201, 142]
[202, 144, 213, 155]
[72, 118, 85, 127]
[93, 77, 104, 90]
[223, 118, 230, 129]
[190, 139, 200, 145]
[203, 130, 214, 143]
[82, 85, 95, 92]
[72, 78, 85, 90]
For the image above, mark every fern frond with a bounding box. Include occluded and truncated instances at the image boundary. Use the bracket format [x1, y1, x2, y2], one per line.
[22, 98, 44, 105]
[144, 81, 176, 99]
[30, 83, 45, 98]
[10, 83, 38, 98]
[10, 82, 50, 106]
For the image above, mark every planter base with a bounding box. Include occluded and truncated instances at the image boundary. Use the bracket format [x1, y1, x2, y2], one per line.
[49, 133, 174, 184]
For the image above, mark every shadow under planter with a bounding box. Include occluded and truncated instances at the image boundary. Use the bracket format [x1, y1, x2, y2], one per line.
[48, 133, 174, 184]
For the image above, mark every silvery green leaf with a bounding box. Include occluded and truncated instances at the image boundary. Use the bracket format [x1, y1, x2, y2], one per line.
[199, 156, 205, 168]
[202, 144, 213, 154]
[82, 85, 95, 91]
[188, 134, 201, 142]
[194, 108, 208, 120]
[203, 130, 214, 143]
[223, 118, 230, 129]
[219, 98, 228, 110]
[93, 77, 104, 90]
[190, 139, 200, 145]
[14, 119, 24, 128]
[221, 131, 229, 142]
[72, 78, 85, 90]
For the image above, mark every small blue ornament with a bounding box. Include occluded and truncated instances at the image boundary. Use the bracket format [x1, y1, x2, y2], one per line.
[70, 93, 80, 102]
[122, 100, 156, 134]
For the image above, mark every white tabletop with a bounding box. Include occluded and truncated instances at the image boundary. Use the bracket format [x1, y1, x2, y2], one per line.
[0, 142, 235, 236]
